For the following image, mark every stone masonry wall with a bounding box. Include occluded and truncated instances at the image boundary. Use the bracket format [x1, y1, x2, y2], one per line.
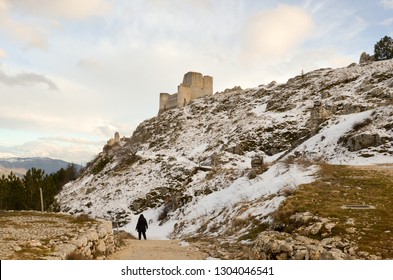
[0, 211, 115, 260]
[54, 218, 115, 260]
[159, 71, 213, 113]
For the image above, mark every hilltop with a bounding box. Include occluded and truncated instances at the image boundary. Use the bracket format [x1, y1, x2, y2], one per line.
[56, 60, 393, 259]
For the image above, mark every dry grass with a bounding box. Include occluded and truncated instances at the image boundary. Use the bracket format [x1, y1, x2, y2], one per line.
[114, 230, 136, 248]
[15, 247, 53, 260]
[71, 214, 95, 224]
[247, 163, 269, 179]
[65, 252, 91, 260]
[274, 164, 393, 258]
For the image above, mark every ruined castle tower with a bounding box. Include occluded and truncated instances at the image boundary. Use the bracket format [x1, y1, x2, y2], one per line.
[107, 132, 120, 146]
[159, 71, 213, 113]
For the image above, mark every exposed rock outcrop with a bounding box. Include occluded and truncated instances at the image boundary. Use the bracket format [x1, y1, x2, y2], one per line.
[0, 211, 115, 260]
[359, 52, 375, 64]
[251, 231, 381, 260]
[251, 211, 381, 260]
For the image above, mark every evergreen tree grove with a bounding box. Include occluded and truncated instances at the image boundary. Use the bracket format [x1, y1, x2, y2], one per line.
[374, 36, 393, 60]
[0, 164, 80, 211]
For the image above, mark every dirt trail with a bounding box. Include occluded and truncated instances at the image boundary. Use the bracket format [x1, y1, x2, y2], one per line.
[108, 239, 208, 260]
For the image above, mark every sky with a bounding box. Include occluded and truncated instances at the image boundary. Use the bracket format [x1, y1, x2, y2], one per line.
[0, 0, 392, 164]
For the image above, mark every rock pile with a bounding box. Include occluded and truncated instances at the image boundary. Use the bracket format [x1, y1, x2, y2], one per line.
[50, 219, 115, 260]
[359, 52, 375, 64]
[251, 212, 381, 260]
[0, 211, 115, 260]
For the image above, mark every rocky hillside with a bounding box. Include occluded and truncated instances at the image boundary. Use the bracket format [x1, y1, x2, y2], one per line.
[56, 60, 393, 257]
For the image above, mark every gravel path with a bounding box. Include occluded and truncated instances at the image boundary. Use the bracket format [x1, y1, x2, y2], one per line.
[108, 239, 207, 260]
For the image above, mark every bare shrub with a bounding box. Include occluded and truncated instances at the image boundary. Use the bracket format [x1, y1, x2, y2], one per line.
[65, 252, 90, 260]
[279, 186, 296, 197]
[247, 163, 269, 179]
[158, 202, 173, 221]
[352, 118, 372, 131]
[114, 230, 135, 248]
[232, 218, 249, 230]
[73, 214, 94, 224]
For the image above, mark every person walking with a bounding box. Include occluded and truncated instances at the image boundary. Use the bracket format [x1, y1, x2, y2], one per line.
[135, 214, 148, 240]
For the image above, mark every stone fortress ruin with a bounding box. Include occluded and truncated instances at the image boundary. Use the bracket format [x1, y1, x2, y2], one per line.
[159, 71, 213, 113]
[107, 132, 120, 146]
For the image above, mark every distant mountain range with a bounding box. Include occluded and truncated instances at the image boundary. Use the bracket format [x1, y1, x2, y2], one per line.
[0, 157, 82, 177]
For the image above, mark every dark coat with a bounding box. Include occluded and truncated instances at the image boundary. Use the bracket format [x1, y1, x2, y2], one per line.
[136, 214, 148, 232]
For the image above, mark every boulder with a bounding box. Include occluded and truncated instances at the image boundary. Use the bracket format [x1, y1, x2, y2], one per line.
[12, 245, 22, 252]
[87, 230, 99, 241]
[96, 240, 107, 254]
[324, 222, 336, 233]
[252, 229, 358, 260]
[307, 222, 323, 235]
[29, 240, 42, 247]
[54, 244, 77, 259]
[359, 52, 375, 64]
[345, 133, 382, 151]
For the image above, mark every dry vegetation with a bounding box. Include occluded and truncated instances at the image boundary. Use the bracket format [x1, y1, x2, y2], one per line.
[185, 162, 393, 259]
[274, 163, 393, 258]
[0, 211, 100, 260]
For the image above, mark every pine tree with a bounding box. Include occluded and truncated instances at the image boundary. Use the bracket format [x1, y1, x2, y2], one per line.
[23, 168, 45, 210]
[374, 36, 393, 60]
[0, 166, 80, 211]
[43, 175, 58, 210]
[0, 175, 8, 209]
[7, 173, 26, 210]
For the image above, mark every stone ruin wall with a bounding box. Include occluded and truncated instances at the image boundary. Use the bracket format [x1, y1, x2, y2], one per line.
[107, 132, 121, 147]
[0, 212, 115, 260]
[159, 71, 213, 113]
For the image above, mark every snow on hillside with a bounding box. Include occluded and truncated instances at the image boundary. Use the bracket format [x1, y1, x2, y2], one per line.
[122, 163, 317, 240]
[56, 60, 393, 240]
[293, 109, 390, 165]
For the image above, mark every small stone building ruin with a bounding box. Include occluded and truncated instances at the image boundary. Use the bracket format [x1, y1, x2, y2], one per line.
[159, 71, 213, 113]
[107, 132, 120, 146]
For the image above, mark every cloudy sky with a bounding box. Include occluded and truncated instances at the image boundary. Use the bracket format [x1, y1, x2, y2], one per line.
[0, 0, 392, 164]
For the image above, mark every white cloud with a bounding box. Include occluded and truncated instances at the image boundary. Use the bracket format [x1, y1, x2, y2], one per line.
[78, 58, 102, 70]
[240, 5, 315, 64]
[10, 138, 103, 164]
[0, 0, 47, 49]
[0, 0, 111, 49]
[0, 48, 6, 58]
[6, 0, 111, 20]
[381, 0, 393, 9]
[0, 69, 58, 90]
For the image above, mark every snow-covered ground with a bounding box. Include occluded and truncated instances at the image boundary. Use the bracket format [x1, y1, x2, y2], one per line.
[56, 60, 393, 240]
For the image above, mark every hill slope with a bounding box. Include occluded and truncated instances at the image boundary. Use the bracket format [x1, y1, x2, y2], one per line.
[56, 60, 393, 249]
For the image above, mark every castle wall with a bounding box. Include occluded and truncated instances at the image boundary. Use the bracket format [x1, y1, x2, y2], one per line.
[159, 93, 170, 113]
[158, 71, 213, 114]
[182, 72, 204, 88]
[177, 85, 192, 107]
[167, 93, 178, 108]
[159, 92, 181, 113]
[203, 75, 213, 96]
